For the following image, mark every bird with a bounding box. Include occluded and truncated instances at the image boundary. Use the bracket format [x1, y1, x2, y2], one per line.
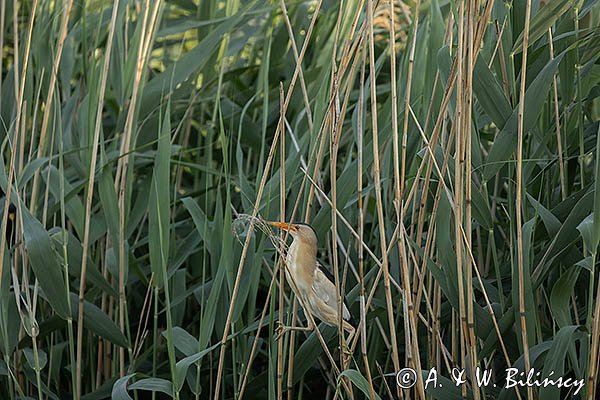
[267, 221, 356, 342]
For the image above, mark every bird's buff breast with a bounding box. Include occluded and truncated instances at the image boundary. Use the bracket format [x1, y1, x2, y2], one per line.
[285, 242, 314, 297]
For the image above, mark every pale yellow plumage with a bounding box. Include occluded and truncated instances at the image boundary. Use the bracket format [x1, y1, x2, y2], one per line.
[268, 221, 355, 339]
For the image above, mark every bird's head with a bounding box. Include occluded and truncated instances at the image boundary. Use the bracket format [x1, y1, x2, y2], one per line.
[266, 221, 317, 245]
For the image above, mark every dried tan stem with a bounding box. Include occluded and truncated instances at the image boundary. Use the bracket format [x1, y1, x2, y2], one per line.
[516, 1, 533, 399]
[29, 0, 74, 216]
[75, 1, 122, 397]
[366, 0, 401, 396]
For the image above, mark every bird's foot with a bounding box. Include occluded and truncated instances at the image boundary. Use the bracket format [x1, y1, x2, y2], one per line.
[274, 321, 313, 340]
[275, 321, 287, 340]
[341, 343, 353, 364]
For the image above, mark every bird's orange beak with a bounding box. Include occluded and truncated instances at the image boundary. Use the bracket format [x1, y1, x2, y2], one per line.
[267, 221, 296, 231]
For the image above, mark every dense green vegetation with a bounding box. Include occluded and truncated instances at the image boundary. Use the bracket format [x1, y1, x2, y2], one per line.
[0, 0, 599, 399]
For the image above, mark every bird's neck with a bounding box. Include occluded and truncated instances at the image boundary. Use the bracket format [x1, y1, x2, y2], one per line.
[288, 239, 317, 274]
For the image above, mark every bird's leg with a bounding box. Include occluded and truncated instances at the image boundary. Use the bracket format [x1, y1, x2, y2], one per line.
[340, 326, 356, 363]
[275, 320, 314, 340]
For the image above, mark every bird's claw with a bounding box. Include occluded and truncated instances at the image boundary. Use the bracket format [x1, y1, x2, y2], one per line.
[336, 342, 353, 364]
[275, 321, 286, 340]
[342, 346, 353, 363]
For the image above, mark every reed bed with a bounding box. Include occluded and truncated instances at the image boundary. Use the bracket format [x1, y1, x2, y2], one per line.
[0, 0, 599, 399]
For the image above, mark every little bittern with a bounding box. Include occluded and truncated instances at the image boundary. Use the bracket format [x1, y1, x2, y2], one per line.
[267, 221, 355, 341]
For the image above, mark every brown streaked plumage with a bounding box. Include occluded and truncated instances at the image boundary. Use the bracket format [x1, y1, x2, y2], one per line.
[267, 221, 355, 340]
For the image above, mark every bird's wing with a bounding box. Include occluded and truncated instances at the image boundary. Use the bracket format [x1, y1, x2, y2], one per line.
[313, 263, 352, 322]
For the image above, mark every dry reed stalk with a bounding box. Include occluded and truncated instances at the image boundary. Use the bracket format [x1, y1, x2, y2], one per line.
[299, 173, 409, 360]
[402, 223, 455, 367]
[11, 0, 18, 105]
[402, 0, 493, 226]
[235, 211, 303, 394]
[413, 122, 456, 315]
[454, 3, 468, 399]
[463, 2, 479, 399]
[212, 0, 326, 387]
[329, 72, 344, 363]
[0, 0, 38, 293]
[20, 106, 31, 294]
[114, 0, 156, 188]
[304, 109, 330, 217]
[421, 69, 442, 138]
[74, 1, 120, 397]
[237, 263, 279, 399]
[283, 189, 388, 359]
[332, 42, 368, 199]
[113, 0, 161, 383]
[333, 97, 374, 246]
[304, 1, 365, 218]
[275, 72, 358, 400]
[548, 28, 566, 201]
[329, 5, 357, 375]
[26, 68, 44, 173]
[401, 59, 458, 218]
[391, 0, 426, 398]
[279, 0, 314, 133]
[114, 1, 151, 377]
[488, 18, 505, 68]
[366, 1, 401, 398]
[276, 5, 368, 395]
[397, 0, 416, 239]
[29, 0, 74, 217]
[398, 226, 427, 400]
[5, 60, 28, 400]
[338, 0, 367, 73]
[277, 84, 286, 400]
[493, 20, 512, 102]
[326, 1, 343, 375]
[516, 1, 533, 399]
[131, 275, 154, 367]
[399, 0, 420, 202]
[286, 297, 299, 400]
[357, 43, 376, 400]
[97, 246, 110, 386]
[389, 4, 500, 395]
[300, 169, 403, 292]
[412, 17, 454, 351]
[234, 213, 353, 395]
[339, 236, 353, 369]
[252, 163, 360, 398]
[410, 162, 496, 391]
[406, 107, 458, 311]
[408, 207, 419, 267]
[473, 0, 495, 53]
[413, 149, 432, 252]
[459, 226, 521, 395]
